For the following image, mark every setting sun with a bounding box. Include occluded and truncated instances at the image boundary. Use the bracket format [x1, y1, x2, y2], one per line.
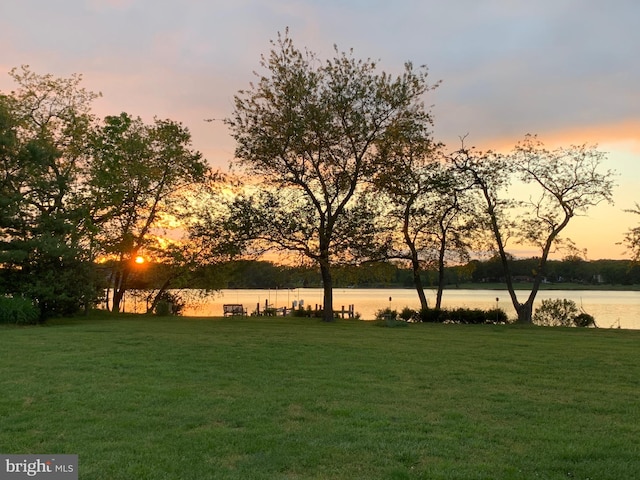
[134, 256, 145, 265]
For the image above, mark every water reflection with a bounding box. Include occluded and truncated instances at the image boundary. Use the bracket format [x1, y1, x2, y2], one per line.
[173, 288, 640, 330]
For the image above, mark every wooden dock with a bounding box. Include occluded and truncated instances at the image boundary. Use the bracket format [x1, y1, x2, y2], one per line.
[252, 302, 356, 319]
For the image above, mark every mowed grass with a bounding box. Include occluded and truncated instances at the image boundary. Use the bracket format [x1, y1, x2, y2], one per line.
[1, 314, 640, 479]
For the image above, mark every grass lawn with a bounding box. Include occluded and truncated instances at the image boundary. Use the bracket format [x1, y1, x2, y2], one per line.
[1, 314, 640, 479]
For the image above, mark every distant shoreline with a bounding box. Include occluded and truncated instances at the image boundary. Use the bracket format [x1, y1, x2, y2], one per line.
[434, 283, 640, 292]
[322, 283, 640, 292]
[222, 283, 640, 292]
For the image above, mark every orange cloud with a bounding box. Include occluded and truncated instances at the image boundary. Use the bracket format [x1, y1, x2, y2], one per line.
[467, 119, 640, 154]
[540, 120, 640, 152]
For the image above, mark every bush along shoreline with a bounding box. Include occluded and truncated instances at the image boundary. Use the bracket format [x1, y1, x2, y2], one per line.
[376, 306, 509, 325]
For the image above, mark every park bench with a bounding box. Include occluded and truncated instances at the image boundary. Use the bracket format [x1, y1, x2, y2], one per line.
[223, 304, 247, 317]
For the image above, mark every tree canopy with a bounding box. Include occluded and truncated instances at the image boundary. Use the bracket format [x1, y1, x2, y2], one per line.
[622, 203, 640, 262]
[88, 112, 208, 312]
[0, 67, 99, 318]
[225, 30, 438, 321]
[0, 67, 214, 319]
[451, 135, 616, 322]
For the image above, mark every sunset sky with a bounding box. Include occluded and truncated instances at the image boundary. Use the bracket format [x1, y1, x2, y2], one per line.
[1, 0, 638, 259]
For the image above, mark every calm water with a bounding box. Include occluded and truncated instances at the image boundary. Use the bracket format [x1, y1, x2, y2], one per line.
[173, 288, 640, 330]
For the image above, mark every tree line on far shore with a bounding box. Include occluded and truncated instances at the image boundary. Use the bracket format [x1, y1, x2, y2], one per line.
[122, 257, 640, 292]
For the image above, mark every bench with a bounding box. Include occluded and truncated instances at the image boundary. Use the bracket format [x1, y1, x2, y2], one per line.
[223, 304, 247, 317]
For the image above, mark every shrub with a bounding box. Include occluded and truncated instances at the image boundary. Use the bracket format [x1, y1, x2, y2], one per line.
[375, 307, 398, 321]
[533, 299, 578, 326]
[399, 307, 418, 322]
[153, 291, 185, 316]
[418, 306, 508, 324]
[419, 308, 443, 323]
[288, 307, 324, 318]
[291, 307, 311, 317]
[533, 298, 596, 327]
[154, 300, 173, 316]
[485, 308, 509, 324]
[574, 312, 597, 327]
[449, 308, 486, 324]
[0, 296, 40, 325]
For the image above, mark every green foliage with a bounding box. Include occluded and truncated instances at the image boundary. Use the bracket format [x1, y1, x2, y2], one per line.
[0, 235, 97, 320]
[533, 298, 596, 327]
[20, 234, 99, 319]
[0, 296, 40, 325]
[0, 67, 101, 319]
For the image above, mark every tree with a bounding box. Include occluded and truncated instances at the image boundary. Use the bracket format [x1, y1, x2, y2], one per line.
[373, 111, 439, 310]
[376, 140, 477, 309]
[225, 31, 436, 321]
[147, 174, 248, 313]
[88, 112, 208, 312]
[422, 173, 478, 309]
[0, 66, 100, 319]
[622, 203, 640, 262]
[452, 135, 616, 323]
[0, 95, 21, 261]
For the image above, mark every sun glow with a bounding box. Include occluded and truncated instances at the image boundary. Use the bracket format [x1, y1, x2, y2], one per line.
[134, 256, 145, 264]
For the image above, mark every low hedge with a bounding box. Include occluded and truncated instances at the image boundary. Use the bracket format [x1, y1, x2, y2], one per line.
[418, 306, 509, 324]
[0, 296, 40, 325]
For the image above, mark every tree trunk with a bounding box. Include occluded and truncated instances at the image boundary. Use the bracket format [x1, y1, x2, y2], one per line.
[112, 287, 124, 312]
[403, 203, 428, 311]
[319, 257, 334, 322]
[515, 301, 533, 323]
[435, 234, 447, 310]
[479, 184, 525, 323]
[111, 266, 130, 312]
[516, 260, 547, 323]
[411, 258, 429, 311]
[105, 270, 114, 310]
[147, 276, 174, 314]
[497, 253, 525, 323]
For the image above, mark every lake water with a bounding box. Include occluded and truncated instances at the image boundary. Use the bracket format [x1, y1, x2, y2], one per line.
[166, 288, 640, 330]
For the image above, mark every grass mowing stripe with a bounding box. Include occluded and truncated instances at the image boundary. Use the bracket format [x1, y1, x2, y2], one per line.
[1, 315, 640, 479]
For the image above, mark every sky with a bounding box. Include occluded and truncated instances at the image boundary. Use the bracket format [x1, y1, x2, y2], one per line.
[1, 0, 638, 260]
